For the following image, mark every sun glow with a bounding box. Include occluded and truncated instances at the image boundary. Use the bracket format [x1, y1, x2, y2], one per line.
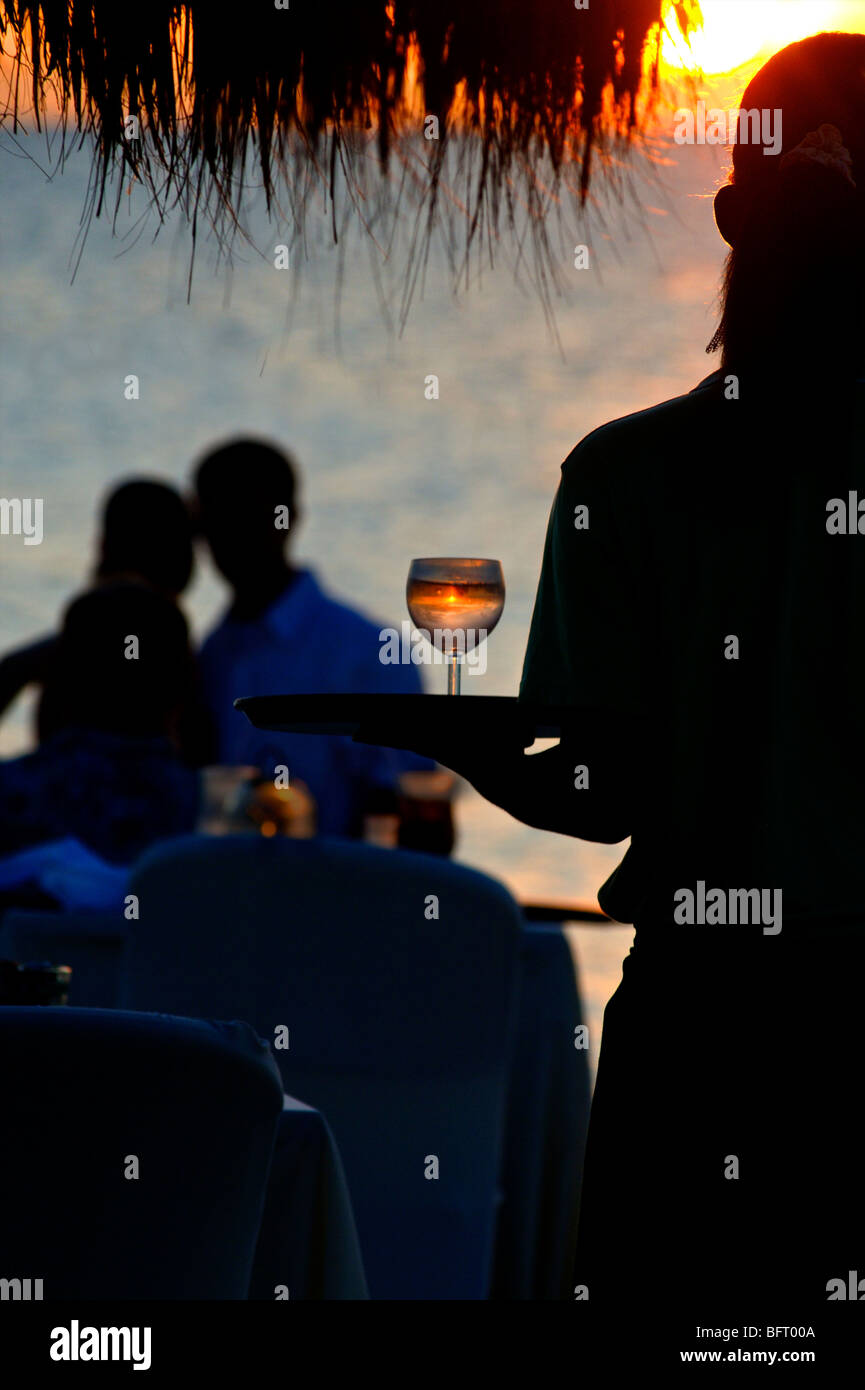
[662, 0, 865, 77]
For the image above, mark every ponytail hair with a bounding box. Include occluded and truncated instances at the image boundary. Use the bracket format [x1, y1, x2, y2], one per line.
[711, 33, 865, 380]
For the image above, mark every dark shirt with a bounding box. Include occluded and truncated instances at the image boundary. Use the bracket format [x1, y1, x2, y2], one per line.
[0, 727, 200, 866]
[0, 632, 214, 769]
[520, 370, 865, 923]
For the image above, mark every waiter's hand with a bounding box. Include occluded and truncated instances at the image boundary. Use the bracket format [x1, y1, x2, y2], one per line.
[352, 722, 532, 784]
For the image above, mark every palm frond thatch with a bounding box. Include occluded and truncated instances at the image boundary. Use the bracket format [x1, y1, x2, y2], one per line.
[0, 1, 697, 310]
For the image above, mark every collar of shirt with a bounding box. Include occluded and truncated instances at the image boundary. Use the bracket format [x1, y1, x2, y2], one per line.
[257, 568, 323, 643]
[212, 568, 324, 647]
[691, 368, 726, 393]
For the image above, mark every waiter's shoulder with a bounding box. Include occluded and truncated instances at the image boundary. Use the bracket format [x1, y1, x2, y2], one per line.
[560, 372, 725, 488]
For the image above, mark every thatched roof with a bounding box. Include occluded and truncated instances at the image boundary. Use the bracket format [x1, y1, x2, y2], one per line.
[1, 2, 696, 313]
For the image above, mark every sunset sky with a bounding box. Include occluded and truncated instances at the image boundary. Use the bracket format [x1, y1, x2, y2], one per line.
[5, 0, 865, 1052]
[661, 0, 865, 78]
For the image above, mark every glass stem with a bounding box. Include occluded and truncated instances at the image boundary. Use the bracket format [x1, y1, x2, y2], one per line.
[447, 654, 462, 696]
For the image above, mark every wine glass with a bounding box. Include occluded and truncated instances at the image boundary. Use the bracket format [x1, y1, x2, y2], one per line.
[406, 558, 505, 694]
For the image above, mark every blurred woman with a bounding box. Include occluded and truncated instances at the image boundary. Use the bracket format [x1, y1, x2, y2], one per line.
[0, 583, 199, 865]
[0, 477, 210, 762]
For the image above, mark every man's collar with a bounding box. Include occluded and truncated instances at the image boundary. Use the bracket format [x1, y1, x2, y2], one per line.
[259, 568, 321, 639]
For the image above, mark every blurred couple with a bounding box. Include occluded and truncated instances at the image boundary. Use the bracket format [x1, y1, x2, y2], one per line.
[0, 442, 429, 882]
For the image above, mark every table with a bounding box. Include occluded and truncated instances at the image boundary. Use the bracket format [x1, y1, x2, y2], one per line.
[248, 1095, 369, 1300]
[492, 924, 593, 1299]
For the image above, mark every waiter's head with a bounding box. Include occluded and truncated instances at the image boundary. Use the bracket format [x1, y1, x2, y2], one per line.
[193, 437, 300, 590]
